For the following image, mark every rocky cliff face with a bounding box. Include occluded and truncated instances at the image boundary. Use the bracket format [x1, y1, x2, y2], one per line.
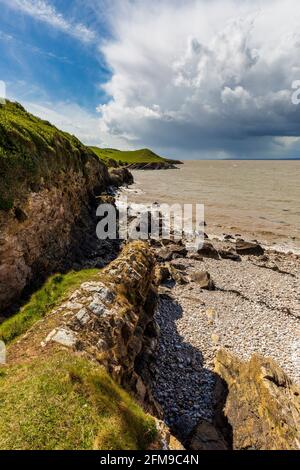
[0, 101, 126, 314]
[214, 349, 300, 450]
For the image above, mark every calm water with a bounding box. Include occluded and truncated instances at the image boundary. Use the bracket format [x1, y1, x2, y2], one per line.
[122, 160, 300, 253]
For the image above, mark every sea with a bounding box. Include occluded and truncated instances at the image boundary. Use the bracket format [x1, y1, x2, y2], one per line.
[119, 160, 300, 254]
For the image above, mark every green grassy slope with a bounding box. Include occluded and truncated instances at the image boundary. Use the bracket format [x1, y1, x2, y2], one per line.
[0, 352, 157, 450]
[0, 101, 99, 211]
[89, 146, 166, 165]
[0, 269, 100, 344]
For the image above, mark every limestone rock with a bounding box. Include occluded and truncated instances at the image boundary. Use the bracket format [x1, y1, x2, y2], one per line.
[197, 242, 219, 259]
[154, 263, 188, 286]
[44, 328, 78, 348]
[190, 271, 215, 290]
[188, 419, 229, 450]
[188, 252, 204, 261]
[75, 308, 90, 325]
[88, 297, 110, 316]
[219, 249, 241, 262]
[236, 239, 264, 256]
[214, 349, 300, 450]
[40, 241, 159, 415]
[154, 265, 171, 285]
[109, 167, 134, 187]
[157, 245, 188, 262]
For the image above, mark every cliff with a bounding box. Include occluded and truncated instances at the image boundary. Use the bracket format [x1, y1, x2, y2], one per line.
[0, 101, 129, 314]
[90, 146, 182, 169]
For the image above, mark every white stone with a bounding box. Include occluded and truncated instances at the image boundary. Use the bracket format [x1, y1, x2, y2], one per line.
[50, 328, 77, 348]
[75, 308, 90, 325]
[81, 282, 102, 293]
[41, 328, 58, 347]
[63, 301, 83, 311]
[81, 282, 116, 304]
[88, 298, 109, 316]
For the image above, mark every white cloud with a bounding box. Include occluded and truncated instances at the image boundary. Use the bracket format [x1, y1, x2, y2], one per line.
[1, 0, 96, 43]
[97, 0, 300, 158]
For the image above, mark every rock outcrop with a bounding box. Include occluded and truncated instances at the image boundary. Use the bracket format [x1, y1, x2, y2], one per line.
[33, 241, 160, 413]
[109, 167, 134, 186]
[214, 349, 300, 450]
[126, 162, 180, 170]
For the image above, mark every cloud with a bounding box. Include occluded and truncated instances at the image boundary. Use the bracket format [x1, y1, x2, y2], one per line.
[97, 0, 300, 158]
[1, 0, 96, 43]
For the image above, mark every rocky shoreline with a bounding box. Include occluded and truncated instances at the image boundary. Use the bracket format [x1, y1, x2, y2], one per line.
[146, 236, 300, 443]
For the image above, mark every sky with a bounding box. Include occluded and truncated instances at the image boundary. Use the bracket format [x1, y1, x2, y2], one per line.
[0, 0, 300, 159]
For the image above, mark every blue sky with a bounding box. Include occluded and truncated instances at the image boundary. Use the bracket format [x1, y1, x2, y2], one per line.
[1, 0, 300, 159]
[0, 1, 110, 130]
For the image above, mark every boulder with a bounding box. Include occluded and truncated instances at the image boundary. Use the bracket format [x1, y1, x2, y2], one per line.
[214, 349, 300, 450]
[188, 419, 229, 450]
[188, 252, 204, 261]
[169, 265, 189, 285]
[154, 263, 188, 286]
[219, 249, 241, 262]
[236, 239, 264, 256]
[197, 242, 219, 259]
[154, 264, 171, 285]
[157, 244, 188, 262]
[190, 271, 215, 290]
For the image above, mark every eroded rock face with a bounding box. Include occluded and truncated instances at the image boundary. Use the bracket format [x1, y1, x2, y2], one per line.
[214, 349, 300, 450]
[0, 158, 112, 313]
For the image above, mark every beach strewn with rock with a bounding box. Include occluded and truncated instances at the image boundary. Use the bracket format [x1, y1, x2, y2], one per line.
[144, 235, 300, 448]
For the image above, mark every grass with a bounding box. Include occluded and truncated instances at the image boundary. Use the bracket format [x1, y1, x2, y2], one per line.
[89, 147, 166, 165]
[0, 351, 157, 450]
[0, 101, 97, 210]
[0, 269, 99, 344]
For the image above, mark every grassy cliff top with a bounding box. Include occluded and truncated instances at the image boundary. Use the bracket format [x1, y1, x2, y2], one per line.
[0, 351, 157, 450]
[0, 101, 98, 211]
[89, 146, 166, 165]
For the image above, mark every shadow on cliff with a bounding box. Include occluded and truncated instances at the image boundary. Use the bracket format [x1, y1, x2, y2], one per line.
[138, 294, 233, 450]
